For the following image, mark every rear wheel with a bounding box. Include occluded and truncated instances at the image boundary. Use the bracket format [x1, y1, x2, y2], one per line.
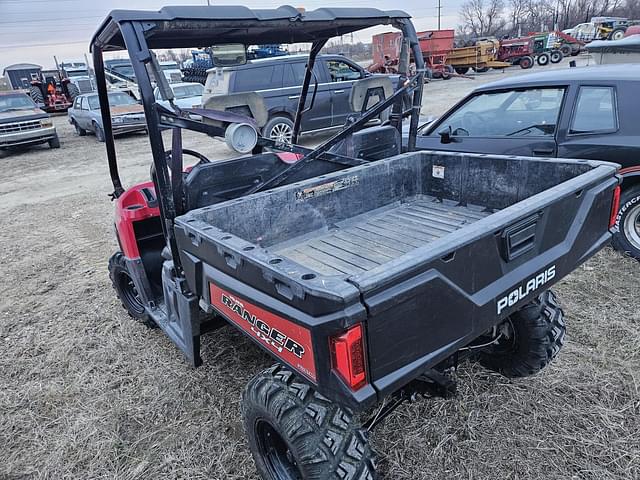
[73, 121, 87, 136]
[473, 66, 490, 73]
[243, 364, 376, 480]
[609, 27, 627, 40]
[536, 52, 550, 66]
[264, 116, 294, 144]
[559, 44, 572, 57]
[108, 252, 155, 328]
[479, 290, 565, 378]
[29, 85, 44, 105]
[550, 50, 563, 63]
[611, 185, 640, 260]
[455, 66, 469, 75]
[66, 83, 80, 101]
[519, 56, 534, 69]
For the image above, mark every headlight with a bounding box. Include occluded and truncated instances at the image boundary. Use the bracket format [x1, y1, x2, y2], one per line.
[112, 117, 123, 124]
[40, 119, 53, 127]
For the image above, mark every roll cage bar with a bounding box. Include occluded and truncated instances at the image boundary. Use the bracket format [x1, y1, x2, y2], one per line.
[90, 5, 425, 269]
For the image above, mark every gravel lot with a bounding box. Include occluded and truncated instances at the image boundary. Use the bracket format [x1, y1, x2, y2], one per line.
[1, 57, 638, 479]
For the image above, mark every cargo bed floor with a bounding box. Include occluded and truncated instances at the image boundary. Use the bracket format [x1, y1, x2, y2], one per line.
[273, 195, 492, 276]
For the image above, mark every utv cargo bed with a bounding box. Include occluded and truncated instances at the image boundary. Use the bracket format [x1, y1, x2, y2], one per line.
[175, 150, 618, 406]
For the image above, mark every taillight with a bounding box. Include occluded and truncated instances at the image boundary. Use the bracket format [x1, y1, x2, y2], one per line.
[609, 185, 621, 229]
[330, 324, 367, 390]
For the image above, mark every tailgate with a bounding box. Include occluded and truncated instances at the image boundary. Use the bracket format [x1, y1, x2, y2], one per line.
[354, 168, 619, 397]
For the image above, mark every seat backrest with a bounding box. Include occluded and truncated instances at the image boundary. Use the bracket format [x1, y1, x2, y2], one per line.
[202, 92, 269, 127]
[349, 76, 394, 113]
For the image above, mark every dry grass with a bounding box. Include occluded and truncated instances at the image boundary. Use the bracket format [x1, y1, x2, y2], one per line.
[1, 116, 639, 479]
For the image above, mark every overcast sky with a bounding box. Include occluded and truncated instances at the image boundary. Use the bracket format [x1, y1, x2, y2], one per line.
[0, 0, 462, 71]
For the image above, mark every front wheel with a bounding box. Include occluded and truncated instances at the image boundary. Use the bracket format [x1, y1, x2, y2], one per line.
[243, 364, 376, 480]
[479, 290, 565, 378]
[264, 116, 294, 145]
[48, 134, 60, 149]
[94, 122, 105, 142]
[108, 252, 156, 328]
[612, 185, 640, 260]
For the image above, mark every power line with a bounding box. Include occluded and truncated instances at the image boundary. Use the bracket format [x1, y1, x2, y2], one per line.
[0, 40, 88, 50]
[0, 15, 103, 25]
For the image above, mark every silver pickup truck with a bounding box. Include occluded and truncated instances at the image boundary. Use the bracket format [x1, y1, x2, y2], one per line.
[0, 91, 60, 150]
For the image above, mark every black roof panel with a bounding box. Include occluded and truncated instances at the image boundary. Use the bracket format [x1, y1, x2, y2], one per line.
[91, 5, 410, 51]
[476, 64, 640, 91]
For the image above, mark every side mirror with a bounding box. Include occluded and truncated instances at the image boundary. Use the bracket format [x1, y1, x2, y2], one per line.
[438, 126, 453, 144]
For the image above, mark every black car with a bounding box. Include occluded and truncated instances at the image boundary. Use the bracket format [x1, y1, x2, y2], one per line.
[412, 64, 640, 259]
[202, 54, 386, 143]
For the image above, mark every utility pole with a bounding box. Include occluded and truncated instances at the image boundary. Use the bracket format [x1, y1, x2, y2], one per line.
[437, 0, 442, 30]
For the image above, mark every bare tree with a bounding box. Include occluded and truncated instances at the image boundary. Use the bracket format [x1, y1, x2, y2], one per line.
[460, 0, 507, 37]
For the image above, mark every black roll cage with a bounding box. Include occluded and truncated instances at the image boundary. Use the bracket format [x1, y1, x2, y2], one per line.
[90, 6, 425, 270]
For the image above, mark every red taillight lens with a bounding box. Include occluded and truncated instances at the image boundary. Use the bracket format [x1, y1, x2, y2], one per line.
[330, 324, 367, 391]
[610, 185, 621, 229]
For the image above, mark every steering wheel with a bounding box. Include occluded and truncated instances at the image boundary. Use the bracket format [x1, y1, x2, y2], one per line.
[461, 111, 484, 135]
[165, 148, 211, 167]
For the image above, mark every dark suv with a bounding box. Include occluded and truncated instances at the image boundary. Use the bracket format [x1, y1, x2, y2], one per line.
[410, 64, 640, 259]
[202, 54, 377, 143]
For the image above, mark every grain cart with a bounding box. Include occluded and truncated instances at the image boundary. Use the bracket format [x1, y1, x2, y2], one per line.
[91, 6, 621, 479]
[446, 39, 511, 74]
[498, 36, 536, 68]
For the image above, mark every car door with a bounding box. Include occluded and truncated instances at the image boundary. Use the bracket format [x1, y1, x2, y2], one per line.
[415, 86, 566, 157]
[76, 97, 89, 129]
[557, 84, 634, 168]
[322, 57, 367, 127]
[281, 60, 332, 131]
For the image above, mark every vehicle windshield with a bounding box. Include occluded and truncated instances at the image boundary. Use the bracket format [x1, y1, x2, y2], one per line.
[112, 65, 135, 78]
[67, 69, 88, 77]
[0, 94, 36, 112]
[432, 88, 564, 137]
[173, 84, 203, 99]
[87, 92, 138, 110]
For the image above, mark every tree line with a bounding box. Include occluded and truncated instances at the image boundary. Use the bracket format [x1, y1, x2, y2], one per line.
[459, 0, 640, 38]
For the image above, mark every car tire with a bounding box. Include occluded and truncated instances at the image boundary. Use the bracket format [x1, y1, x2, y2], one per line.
[479, 290, 565, 378]
[519, 56, 534, 69]
[108, 252, 156, 328]
[550, 50, 563, 63]
[264, 116, 294, 144]
[94, 122, 105, 142]
[612, 185, 640, 260]
[242, 364, 376, 480]
[609, 27, 627, 40]
[48, 134, 61, 149]
[74, 121, 87, 136]
[536, 53, 550, 66]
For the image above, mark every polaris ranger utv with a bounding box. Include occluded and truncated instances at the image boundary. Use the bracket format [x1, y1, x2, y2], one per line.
[91, 6, 621, 479]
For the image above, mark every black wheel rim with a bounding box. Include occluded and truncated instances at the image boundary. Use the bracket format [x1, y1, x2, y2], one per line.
[117, 272, 145, 315]
[255, 420, 302, 480]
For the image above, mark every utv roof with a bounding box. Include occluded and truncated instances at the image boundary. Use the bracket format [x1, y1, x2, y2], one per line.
[91, 5, 411, 52]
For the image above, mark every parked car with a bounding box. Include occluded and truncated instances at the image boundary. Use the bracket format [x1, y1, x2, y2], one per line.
[409, 64, 640, 259]
[0, 90, 60, 150]
[153, 81, 203, 109]
[67, 91, 146, 141]
[203, 54, 383, 143]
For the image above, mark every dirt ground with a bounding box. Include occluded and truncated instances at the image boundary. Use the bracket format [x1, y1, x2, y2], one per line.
[1, 57, 638, 480]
